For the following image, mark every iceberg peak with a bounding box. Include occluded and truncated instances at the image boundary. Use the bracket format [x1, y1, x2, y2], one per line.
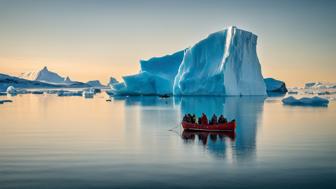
[174, 26, 266, 95]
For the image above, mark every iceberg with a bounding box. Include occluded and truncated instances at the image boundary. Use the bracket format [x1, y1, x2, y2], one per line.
[304, 82, 336, 89]
[82, 88, 95, 98]
[282, 96, 329, 107]
[31, 90, 44, 94]
[287, 91, 298, 95]
[264, 78, 288, 93]
[0, 99, 13, 104]
[108, 77, 119, 86]
[112, 50, 184, 95]
[57, 90, 83, 97]
[174, 26, 266, 96]
[6, 86, 17, 95]
[113, 26, 266, 96]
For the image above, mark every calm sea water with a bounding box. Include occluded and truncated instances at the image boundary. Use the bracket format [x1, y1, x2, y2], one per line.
[0, 93, 335, 188]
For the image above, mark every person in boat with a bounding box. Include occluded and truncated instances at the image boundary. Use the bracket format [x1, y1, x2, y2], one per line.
[192, 114, 196, 123]
[198, 117, 202, 125]
[218, 115, 225, 124]
[210, 114, 217, 125]
[187, 114, 192, 123]
[201, 113, 208, 125]
[183, 114, 188, 122]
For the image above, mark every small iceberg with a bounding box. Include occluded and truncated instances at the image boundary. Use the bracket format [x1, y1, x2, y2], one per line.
[0, 99, 13, 104]
[6, 86, 17, 95]
[31, 90, 44, 94]
[282, 96, 329, 107]
[82, 88, 95, 98]
[57, 90, 83, 97]
[264, 78, 288, 93]
[287, 91, 298, 95]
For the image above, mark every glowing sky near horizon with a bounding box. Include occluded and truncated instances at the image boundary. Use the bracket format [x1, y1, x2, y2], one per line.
[0, 0, 335, 86]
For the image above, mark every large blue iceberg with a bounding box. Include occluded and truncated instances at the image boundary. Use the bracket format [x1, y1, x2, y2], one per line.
[113, 26, 266, 96]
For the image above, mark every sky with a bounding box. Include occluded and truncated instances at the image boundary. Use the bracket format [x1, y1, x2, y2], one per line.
[0, 0, 335, 86]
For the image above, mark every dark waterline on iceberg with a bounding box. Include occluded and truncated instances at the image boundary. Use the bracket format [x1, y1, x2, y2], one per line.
[0, 94, 335, 188]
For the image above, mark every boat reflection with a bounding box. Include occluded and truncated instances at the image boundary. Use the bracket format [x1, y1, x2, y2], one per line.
[182, 130, 235, 145]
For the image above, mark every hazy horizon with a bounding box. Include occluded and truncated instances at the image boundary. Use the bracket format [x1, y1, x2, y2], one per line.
[0, 0, 335, 86]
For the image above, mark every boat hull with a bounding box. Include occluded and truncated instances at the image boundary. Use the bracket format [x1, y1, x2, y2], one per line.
[182, 121, 236, 132]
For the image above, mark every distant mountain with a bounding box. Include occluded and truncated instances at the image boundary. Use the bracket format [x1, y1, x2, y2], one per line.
[20, 66, 66, 84]
[63, 76, 73, 84]
[86, 80, 105, 87]
[0, 73, 90, 92]
[0, 73, 59, 91]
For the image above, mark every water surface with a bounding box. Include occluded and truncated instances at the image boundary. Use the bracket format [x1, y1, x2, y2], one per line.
[0, 94, 335, 188]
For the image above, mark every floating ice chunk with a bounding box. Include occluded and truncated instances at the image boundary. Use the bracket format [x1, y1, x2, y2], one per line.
[304, 82, 316, 89]
[0, 99, 13, 104]
[264, 78, 288, 93]
[57, 90, 83, 97]
[282, 96, 329, 107]
[6, 86, 17, 95]
[82, 88, 95, 98]
[305, 82, 336, 89]
[45, 90, 59, 94]
[287, 91, 298, 95]
[31, 90, 44, 94]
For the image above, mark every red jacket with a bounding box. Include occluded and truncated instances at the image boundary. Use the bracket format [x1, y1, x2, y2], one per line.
[201, 115, 208, 125]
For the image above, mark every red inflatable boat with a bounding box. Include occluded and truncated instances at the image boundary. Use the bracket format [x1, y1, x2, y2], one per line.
[182, 121, 236, 132]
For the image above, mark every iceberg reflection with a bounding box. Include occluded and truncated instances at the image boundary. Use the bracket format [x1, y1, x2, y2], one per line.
[118, 95, 265, 160]
[179, 96, 265, 160]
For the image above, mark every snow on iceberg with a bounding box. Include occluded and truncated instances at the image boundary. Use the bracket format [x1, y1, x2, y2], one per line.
[264, 78, 288, 93]
[112, 50, 185, 95]
[173, 26, 266, 95]
[282, 96, 329, 107]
